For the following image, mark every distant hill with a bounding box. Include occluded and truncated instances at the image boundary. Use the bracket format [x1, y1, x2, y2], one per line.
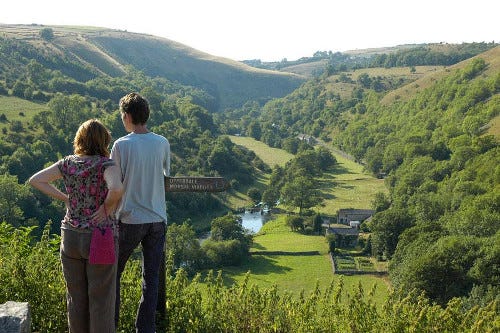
[0, 24, 305, 111]
[381, 45, 500, 105]
[246, 43, 497, 79]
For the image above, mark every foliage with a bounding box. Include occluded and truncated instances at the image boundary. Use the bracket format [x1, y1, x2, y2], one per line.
[326, 232, 336, 253]
[286, 215, 304, 232]
[246, 187, 262, 203]
[0, 222, 66, 332]
[39, 28, 54, 41]
[234, 49, 500, 305]
[166, 222, 205, 275]
[1, 223, 499, 332]
[369, 43, 496, 67]
[262, 148, 335, 213]
[2, 223, 499, 332]
[201, 213, 253, 267]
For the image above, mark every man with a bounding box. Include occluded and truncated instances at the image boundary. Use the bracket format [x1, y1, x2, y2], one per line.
[112, 92, 170, 333]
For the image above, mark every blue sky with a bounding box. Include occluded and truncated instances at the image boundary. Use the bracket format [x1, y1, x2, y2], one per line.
[1, 0, 498, 61]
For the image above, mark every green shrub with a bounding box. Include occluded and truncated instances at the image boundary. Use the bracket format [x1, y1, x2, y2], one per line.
[0, 222, 66, 332]
[1, 223, 499, 332]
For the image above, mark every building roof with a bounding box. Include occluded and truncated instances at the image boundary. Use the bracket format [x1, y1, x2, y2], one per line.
[327, 227, 359, 236]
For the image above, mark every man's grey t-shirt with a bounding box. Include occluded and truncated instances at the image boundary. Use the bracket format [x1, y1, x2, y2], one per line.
[111, 132, 170, 224]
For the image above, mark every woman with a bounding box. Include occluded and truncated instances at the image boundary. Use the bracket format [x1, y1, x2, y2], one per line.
[29, 119, 123, 333]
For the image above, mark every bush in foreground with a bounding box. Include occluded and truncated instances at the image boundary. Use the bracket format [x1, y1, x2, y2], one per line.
[0, 223, 498, 332]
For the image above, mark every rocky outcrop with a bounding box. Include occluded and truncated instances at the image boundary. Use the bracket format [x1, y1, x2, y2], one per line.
[0, 302, 31, 333]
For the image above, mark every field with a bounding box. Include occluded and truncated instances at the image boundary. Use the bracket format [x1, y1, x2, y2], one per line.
[228, 135, 387, 217]
[0, 96, 47, 131]
[228, 135, 294, 168]
[219, 137, 390, 305]
[219, 216, 390, 306]
[317, 152, 387, 216]
[223, 135, 295, 208]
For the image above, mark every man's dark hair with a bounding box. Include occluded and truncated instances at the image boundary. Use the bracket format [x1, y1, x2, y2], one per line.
[119, 92, 150, 125]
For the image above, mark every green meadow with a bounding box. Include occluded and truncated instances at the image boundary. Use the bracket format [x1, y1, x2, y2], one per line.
[228, 135, 388, 217]
[228, 135, 294, 168]
[221, 136, 391, 305]
[219, 216, 390, 306]
[0, 96, 47, 131]
[318, 149, 388, 217]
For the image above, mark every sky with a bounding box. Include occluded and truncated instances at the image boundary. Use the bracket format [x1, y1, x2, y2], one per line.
[1, 0, 498, 62]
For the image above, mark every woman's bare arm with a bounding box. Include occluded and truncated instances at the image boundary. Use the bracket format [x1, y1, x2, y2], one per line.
[29, 163, 68, 204]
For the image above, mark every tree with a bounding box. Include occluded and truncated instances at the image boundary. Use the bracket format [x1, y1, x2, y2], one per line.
[326, 233, 336, 253]
[0, 173, 31, 227]
[286, 215, 304, 232]
[371, 192, 390, 213]
[166, 222, 204, 275]
[316, 146, 336, 171]
[398, 236, 480, 305]
[312, 213, 323, 235]
[246, 121, 262, 140]
[371, 207, 414, 259]
[202, 213, 253, 268]
[246, 187, 261, 203]
[210, 213, 251, 246]
[357, 73, 372, 88]
[47, 93, 94, 132]
[39, 28, 54, 41]
[281, 176, 323, 215]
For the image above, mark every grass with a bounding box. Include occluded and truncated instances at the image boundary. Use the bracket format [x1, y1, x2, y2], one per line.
[222, 135, 294, 209]
[323, 66, 443, 99]
[228, 135, 294, 168]
[0, 96, 47, 131]
[381, 45, 500, 105]
[216, 137, 390, 305]
[217, 216, 391, 306]
[486, 114, 500, 138]
[317, 143, 388, 217]
[227, 135, 388, 217]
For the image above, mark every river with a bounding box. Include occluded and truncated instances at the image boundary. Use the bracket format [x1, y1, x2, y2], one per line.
[240, 210, 271, 233]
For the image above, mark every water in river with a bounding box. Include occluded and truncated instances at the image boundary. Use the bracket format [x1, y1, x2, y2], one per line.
[240, 210, 270, 233]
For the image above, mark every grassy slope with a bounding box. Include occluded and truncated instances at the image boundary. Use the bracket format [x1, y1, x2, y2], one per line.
[228, 135, 294, 168]
[381, 45, 500, 105]
[318, 157, 387, 217]
[228, 135, 387, 217]
[324, 65, 445, 99]
[0, 24, 305, 110]
[0, 96, 47, 131]
[221, 216, 390, 306]
[486, 114, 500, 138]
[223, 136, 389, 304]
[222, 136, 295, 209]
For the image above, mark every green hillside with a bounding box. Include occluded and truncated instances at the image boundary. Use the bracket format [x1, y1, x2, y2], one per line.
[225, 46, 499, 307]
[0, 24, 305, 111]
[382, 45, 500, 104]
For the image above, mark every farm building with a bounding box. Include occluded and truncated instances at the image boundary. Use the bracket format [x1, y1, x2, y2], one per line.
[337, 209, 374, 225]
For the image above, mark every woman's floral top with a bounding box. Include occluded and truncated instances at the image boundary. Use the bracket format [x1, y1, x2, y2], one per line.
[57, 155, 116, 230]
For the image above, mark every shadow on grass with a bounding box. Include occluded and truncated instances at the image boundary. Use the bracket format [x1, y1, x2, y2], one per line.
[241, 255, 293, 276]
[320, 190, 336, 200]
[330, 164, 355, 175]
[251, 242, 267, 250]
[334, 181, 355, 190]
[219, 255, 294, 286]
